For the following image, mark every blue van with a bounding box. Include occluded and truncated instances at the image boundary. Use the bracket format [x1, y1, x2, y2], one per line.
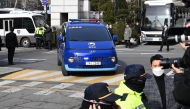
[57, 19, 118, 76]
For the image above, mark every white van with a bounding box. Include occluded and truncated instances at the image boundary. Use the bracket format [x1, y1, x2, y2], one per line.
[0, 11, 46, 47]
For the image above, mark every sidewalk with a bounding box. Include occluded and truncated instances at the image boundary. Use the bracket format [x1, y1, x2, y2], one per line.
[0, 67, 23, 77]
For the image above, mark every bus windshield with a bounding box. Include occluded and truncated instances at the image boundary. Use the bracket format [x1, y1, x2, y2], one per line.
[142, 6, 171, 31]
[32, 16, 46, 27]
[68, 26, 112, 41]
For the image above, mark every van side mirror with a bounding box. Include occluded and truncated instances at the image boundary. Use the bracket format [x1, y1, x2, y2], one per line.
[113, 35, 118, 41]
[58, 35, 64, 42]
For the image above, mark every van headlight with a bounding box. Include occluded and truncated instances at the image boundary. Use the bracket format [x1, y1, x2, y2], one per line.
[111, 56, 116, 62]
[68, 57, 74, 63]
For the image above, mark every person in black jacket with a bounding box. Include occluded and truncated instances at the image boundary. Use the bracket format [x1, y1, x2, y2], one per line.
[44, 24, 52, 50]
[135, 22, 141, 44]
[5, 27, 18, 65]
[158, 24, 169, 52]
[171, 42, 190, 108]
[108, 24, 113, 36]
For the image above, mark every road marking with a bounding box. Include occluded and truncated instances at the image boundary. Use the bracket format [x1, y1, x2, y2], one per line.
[68, 92, 84, 98]
[85, 74, 123, 84]
[0, 58, 46, 63]
[12, 70, 47, 79]
[34, 83, 74, 95]
[1, 81, 43, 93]
[116, 48, 135, 50]
[27, 71, 61, 80]
[102, 75, 123, 85]
[48, 76, 74, 81]
[0, 85, 83, 93]
[116, 51, 124, 52]
[117, 53, 175, 54]
[21, 81, 44, 87]
[0, 80, 15, 86]
[0, 69, 175, 85]
[72, 76, 103, 83]
[34, 90, 55, 95]
[1, 88, 22, 93]
[43, 50, 57, 54]
[141, 53, 175, 54]
[13, 71, 60, 80]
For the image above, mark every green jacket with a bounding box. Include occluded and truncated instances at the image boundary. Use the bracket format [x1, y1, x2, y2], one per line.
[114, 80, 146, 109]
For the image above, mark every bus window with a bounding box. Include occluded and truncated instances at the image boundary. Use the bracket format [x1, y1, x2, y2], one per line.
[0, 19, 2, 29]
[9, 20, 13, 28]
[5, 21, 8, 31]
[13, 18, 22, 29]
[32, 16, 45, 27]
[23, 18, 35, 33]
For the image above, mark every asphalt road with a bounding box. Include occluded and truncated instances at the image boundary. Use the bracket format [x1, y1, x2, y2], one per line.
[0, 43, 185, 109]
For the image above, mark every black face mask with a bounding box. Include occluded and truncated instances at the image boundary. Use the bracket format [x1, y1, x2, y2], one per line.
[125, 77, 146, 93]
[80, 100, 113, 109]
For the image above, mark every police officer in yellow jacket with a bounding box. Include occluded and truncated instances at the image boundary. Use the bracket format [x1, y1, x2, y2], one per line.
[115, 64, 152, 109]
[34, 24, 45, 49]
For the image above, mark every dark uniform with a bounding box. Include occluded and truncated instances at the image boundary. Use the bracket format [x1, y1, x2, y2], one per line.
[5, 30, 18, 65]
[44, 26, 52, 50]
[173, 47, 190, 108]
[159, 27, 169, 51]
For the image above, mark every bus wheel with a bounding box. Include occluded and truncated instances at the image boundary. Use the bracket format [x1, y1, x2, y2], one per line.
[21, 38, 30, 48]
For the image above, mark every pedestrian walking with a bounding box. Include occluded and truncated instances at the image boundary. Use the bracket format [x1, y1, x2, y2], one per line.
[44, 24, 52, 50]
[158, 24, 169, 52]
[5, 27, 18, 65]
[34, 24, 45, 49]
[124, 23, 132, 48]
[108, 24, 113, 36]
[135, 22, 141, 44]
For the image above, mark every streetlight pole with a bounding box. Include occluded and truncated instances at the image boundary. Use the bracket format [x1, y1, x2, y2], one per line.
[45, 3, 48, 22]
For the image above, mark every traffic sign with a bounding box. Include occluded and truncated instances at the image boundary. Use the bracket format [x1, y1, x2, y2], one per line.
[43, 0, 47, 5]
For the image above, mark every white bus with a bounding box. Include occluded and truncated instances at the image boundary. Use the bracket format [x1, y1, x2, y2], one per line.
[141, 0, 185, 43]
[0, 11, 46, 47]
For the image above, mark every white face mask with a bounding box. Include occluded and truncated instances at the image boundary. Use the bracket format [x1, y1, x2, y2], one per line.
[152, 67, 164, 76]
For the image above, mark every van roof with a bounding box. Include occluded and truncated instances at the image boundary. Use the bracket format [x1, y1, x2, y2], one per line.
[68, 22, 105, 27]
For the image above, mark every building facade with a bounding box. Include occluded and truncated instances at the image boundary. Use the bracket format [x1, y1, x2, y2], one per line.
[51, 0, 90, 26]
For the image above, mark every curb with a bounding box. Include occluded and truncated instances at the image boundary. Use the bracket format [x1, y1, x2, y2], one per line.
[0, 67, 24, 77]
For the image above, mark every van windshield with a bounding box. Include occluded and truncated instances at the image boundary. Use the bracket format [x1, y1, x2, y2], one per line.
[32, 16, 46, 27]
[68, 26, 112, 41]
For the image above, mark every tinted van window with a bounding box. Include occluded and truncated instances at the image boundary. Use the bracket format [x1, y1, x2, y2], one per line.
[68, 26, 111, 41]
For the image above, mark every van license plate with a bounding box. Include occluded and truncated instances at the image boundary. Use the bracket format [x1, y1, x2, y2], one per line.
[153, 38, 159, 41]
[86, 62, 101, 65]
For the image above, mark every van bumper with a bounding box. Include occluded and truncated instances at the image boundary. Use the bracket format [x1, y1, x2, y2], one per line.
[65, 64, 118, 72]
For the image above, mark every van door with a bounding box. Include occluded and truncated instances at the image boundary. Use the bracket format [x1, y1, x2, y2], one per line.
[3, 19, 14, 41]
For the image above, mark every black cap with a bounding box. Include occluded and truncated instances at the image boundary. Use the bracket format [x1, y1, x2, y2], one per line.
[84, 82, 120, 102]
[124, 64, 152, 79]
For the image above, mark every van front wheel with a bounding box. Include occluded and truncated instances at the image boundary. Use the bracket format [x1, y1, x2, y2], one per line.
[21, 38, 30, 48]
[61, 59, 70, 76]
